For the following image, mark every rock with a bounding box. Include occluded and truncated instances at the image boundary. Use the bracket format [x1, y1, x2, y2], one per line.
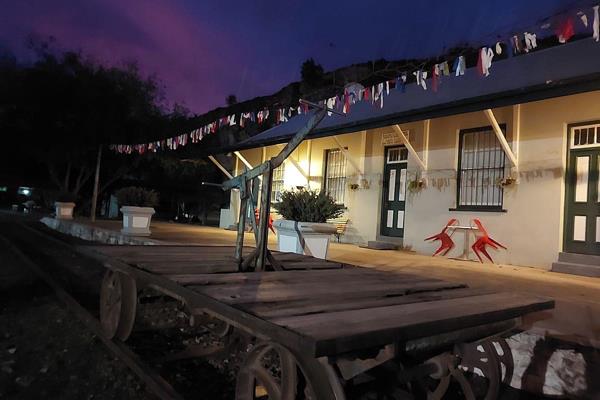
[7, 347, 16, 355]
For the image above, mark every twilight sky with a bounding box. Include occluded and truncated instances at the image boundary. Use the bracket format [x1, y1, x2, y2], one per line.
[0, 0, 584, 114]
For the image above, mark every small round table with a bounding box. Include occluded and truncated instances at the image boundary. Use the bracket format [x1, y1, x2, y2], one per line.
[447, 225, 479, 261]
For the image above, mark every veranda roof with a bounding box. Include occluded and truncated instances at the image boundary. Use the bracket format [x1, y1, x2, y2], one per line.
[224, 37, 600, 153]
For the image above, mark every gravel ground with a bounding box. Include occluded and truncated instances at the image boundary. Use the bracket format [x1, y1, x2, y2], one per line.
[0, 214, 235, 399]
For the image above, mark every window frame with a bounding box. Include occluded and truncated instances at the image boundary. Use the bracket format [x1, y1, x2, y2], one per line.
[322, 147, 348, 205]
[454, 124, 508, 212]
[270, 162, 285, 203]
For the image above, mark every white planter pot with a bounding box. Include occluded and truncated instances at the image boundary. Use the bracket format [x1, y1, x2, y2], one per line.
[120, 206, 155, 236]
[55, 202, 76, 220]
[272, 219, 337, 259]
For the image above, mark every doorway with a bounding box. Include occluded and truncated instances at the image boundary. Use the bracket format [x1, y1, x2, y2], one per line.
[564, 123, 600, 255]
[380, 146, 408, 237]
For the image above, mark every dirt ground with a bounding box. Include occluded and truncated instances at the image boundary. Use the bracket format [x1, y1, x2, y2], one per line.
[0, 215, 235, 399]
[0, 236, 153, 399]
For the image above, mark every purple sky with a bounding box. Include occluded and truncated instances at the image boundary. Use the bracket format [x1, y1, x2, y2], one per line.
[0, 0, 581, 114]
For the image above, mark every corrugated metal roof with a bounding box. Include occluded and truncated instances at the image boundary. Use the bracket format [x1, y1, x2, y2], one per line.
[224, 38, 600, 153]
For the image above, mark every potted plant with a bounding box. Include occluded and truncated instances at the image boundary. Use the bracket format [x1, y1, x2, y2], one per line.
[115, 186, 159, 236]
[272, 189, 345, 259]
[54, 192, 77, 220]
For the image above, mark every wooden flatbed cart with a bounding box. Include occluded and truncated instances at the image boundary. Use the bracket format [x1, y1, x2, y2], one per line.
[80, 244, 553, 400]
[83, 102, 553, 399]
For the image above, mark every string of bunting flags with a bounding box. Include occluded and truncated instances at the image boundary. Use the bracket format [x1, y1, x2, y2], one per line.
[110, 3, 600, 155]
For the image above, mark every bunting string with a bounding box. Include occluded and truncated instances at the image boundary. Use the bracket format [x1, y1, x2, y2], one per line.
[110, 2, 600, 155]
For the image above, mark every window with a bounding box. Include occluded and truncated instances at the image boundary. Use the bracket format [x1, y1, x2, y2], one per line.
[457, 126, 507, 210]
[572, 124, 600, 149]
[324, 148, 347, 204]
[271, 163, 285, 203]
[386, 147, 408, 163]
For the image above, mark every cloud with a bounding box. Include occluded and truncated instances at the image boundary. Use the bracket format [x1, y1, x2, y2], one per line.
[0, 0, 246, 113]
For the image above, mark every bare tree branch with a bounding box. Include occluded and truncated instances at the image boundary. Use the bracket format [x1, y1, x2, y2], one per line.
[47, 163, 63, 190]
[64, 162, 72, 192]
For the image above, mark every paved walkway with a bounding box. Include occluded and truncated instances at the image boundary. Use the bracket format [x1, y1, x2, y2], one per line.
[66, 218, 600, 348]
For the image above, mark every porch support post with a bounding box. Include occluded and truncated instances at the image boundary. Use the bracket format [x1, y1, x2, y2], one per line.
[332, 136, 364, 176]
[392, 125, 427, 171]
[306, 139, 312, 189]
[483, 108, 518, 168]
[234, 151, 253, 169]
[512, 104, 521, 172]
[423, 119, 430, 168]
[208, 155, 233, 179]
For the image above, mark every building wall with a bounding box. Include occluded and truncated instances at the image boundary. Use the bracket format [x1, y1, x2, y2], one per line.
[237, 90, 600, 269]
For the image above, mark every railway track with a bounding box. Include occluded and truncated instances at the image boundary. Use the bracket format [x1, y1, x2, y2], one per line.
[0, 222, 187, 400]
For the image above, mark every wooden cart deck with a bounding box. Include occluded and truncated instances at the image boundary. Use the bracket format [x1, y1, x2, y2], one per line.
[82, 245, 554, 357]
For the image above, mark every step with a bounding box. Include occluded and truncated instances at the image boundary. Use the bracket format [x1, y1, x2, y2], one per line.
[361, 241, 398, 250]
[558, 252, 600, 266]
[551, 261, 600, 277]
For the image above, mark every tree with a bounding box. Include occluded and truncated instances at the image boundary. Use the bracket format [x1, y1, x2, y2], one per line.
[0, 43, 164, 201]
[225, 94, 237, 106]
[300, 58, 324, 87]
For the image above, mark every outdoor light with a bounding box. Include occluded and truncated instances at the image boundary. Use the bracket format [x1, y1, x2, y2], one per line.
[18, 187, 32, 196]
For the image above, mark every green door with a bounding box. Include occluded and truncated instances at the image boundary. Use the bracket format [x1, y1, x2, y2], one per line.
[380, 146, 408, 237]
[564, 145, 600, 255]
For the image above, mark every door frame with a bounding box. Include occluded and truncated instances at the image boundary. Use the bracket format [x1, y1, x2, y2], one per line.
[379, 145, 408, 238]
[563, 120, 600, 254]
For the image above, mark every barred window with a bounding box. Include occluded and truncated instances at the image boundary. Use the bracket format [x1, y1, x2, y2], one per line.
[324, 148, 347, 204]
[271, 163, 285, 203]
[457, 126, 507, 210]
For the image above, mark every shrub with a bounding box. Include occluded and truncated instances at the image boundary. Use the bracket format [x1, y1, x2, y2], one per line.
[273, 189, 344, 223]
[115, 186, 159, 208]
[56, 191, 77, 203]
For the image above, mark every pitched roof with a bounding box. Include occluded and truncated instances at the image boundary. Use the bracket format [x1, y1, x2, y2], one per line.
[224, 38, 600, 153]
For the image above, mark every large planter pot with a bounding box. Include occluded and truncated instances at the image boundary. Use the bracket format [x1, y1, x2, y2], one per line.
[55, 202, 76, 220]
[272, 219, 337, 259]
[120, 206, 155, 236]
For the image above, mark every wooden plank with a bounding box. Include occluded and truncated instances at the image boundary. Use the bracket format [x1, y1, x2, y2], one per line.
[74, 245, 321, 357]
[140, 264, 238, 274]
[191, 280, 465, 305]
[281, 262, 343, 270]
[176, 268, 435, 286]
[240, 287, 497, 319]
[169, 270, 430, 285]
[271, 292, 554, 356]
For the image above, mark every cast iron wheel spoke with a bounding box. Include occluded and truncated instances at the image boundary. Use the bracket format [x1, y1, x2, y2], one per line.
[252, 365, 282, 400]
[455, 341, 501, 400]
[235, 342, 344, 400]
[428, 375, 451, 400]
[490, 339, 513, 385]
[114, 271, 137, 341]
[99, 270, 137, 341]
[100, 270, 122, 339]
[278, 348, 298, 400]
[450, 368, 476, 400]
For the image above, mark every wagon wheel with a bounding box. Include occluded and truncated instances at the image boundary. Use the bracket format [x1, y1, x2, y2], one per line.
[99, 269, 137, 341]
[236, 342, 346, 400]
[489, 338, 513, 386]
[423, 341, 501, 400]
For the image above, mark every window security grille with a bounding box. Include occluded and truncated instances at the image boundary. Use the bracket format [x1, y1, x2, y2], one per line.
[457, 126, 507, 210]
[271, 163, 285, 203]
[324, 149, 347, 204]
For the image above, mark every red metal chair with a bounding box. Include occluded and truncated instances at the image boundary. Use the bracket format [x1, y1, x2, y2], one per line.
[471, 219, 506, 263]
[254, 208, 275, 234]
[425, 219, 458, 256]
